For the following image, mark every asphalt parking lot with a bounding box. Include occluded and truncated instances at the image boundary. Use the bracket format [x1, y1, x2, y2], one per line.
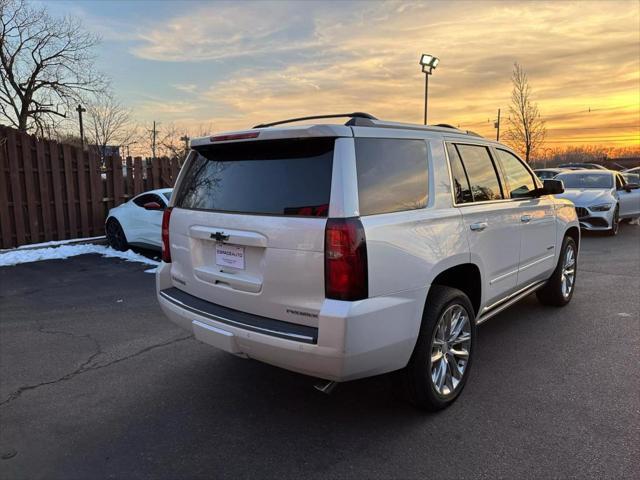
[1, 226, 639, 480]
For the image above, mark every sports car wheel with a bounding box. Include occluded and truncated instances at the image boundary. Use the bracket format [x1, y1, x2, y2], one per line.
[106, 218, 128, 251]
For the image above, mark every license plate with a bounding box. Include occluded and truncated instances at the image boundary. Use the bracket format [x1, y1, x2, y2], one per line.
[215, 244, 245, 270]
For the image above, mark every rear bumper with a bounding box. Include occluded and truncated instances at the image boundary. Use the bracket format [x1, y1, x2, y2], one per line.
[156, 263, 426, 382]
[160, 287, 319, 344]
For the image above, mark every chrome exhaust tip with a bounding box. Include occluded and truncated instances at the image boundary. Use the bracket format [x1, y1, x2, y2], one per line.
[314, 380, 338, 394]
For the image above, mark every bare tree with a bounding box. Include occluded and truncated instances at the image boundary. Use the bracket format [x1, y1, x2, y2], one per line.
[504, 63, 546, 163]
[0, 0, 105, 134]
[157, 122, 189, 161]
[157, 122, 214, 164]
[86, 94, 139, 160]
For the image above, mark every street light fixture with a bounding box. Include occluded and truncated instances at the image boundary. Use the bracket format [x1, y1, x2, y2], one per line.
[419, 54, 439, 125]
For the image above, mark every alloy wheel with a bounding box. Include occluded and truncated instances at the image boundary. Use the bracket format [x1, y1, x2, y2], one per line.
[612, 208, 619, 235]
[430, 304, 471, 397]
[561, 244, 576, 299]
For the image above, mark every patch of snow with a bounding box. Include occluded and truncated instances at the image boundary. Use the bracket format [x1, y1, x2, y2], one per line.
[10, 236, 106, 250]
[0, 244, 160, 268]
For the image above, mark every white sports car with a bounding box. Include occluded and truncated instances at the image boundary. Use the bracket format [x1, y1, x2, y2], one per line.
[555, 170, 640, 235]
[106, 188, 173, 251]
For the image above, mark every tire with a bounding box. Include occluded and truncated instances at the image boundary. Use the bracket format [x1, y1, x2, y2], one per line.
[403, 286, 476, 411]
[536, 235, 577, 307]
[106, 218, 128, 251]
[607, 205, 619, 236]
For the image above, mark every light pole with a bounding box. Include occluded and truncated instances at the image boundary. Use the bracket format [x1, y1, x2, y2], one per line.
[123, 141, 138, 158]
[419, 54, 439, 125]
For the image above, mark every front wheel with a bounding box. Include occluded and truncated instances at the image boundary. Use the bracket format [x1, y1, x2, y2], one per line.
[536, 235, 577, 306]
[607, 205, 619, 236]
[403, 286, 476, 411]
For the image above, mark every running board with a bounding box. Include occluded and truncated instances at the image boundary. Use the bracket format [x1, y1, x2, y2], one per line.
[475, 280, 546, 325]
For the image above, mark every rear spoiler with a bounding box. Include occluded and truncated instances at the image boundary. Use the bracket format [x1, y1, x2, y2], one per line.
[190, 124, 353, 147]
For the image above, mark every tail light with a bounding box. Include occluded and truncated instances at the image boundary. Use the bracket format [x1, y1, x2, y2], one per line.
[161, 207, 173, 263]
[325, 217, 368, 301]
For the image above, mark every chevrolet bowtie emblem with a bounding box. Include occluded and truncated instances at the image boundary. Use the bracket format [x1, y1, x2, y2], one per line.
[211, 231, 229, 242]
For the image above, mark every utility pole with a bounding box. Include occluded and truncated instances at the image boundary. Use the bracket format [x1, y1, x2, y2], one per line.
[494, 108, 501, 141]
[76, 104, 87, 149]
[152, 121, 157, 160]
[180, 135, 190, 153]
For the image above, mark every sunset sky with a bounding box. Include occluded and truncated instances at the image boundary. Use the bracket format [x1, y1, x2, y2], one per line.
[44, 0, 640, 148]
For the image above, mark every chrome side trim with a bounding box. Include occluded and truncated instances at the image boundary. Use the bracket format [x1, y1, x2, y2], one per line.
[489, 269, 518, 285]
[159, 290, 317, 343]
[476, 280, 546, 325]
[518, 254, 555, 272]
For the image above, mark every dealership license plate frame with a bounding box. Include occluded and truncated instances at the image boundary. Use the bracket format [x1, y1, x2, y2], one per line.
[215, 243, 245, 270]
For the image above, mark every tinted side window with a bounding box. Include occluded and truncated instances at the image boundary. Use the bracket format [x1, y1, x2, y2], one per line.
[355, 138, 428, 216]
[446, 143, 473, 204]
[455, 144, 503, 202]
[615, 174, 624, 189]
[496, 149, 536, 198]
[133, 194, 158, 207]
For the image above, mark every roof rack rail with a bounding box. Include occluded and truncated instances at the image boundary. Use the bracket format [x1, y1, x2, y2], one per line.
[434, 123, 485, 138]
[465, 130, 484, 138]
[253, 112, 378, 129]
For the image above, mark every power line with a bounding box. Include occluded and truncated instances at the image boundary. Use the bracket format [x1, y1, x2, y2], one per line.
[545, 124, 640, 131]
[457, 104, 638, 128]
[544, 138, 638, 143]
[544, 135, 640, 140]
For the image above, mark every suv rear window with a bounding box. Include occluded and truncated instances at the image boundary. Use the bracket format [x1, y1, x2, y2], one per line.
[175, 138, 334, 216]
[355, 138, 428, 216]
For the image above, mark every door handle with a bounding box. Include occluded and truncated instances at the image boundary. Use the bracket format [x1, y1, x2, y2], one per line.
[470, 222, 488, 232]
[520, 215, 532, 223]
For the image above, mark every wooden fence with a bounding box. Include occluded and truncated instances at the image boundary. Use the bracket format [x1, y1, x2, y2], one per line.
[0, 125, 181, 249]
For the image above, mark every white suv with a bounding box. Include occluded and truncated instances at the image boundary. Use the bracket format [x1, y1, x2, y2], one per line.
[157, 113, 580, 410]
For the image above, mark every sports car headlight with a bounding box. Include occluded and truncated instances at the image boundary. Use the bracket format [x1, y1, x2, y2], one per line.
[589, 203, 613, 212]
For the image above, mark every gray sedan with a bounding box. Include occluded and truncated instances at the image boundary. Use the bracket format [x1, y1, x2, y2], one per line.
[555, 170, 640, 235]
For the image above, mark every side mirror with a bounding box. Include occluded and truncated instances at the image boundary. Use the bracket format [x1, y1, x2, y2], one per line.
[143, 201, 163, 211]
[540, 179, 564, 195]
[624, 183, 639, 192]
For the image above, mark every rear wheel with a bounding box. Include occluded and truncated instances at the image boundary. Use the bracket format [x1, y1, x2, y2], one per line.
[607, 205, 619, 236]
[536, 236, 577, 306]
[106, 218, 128, 251]
[403, 286, 476, 411]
